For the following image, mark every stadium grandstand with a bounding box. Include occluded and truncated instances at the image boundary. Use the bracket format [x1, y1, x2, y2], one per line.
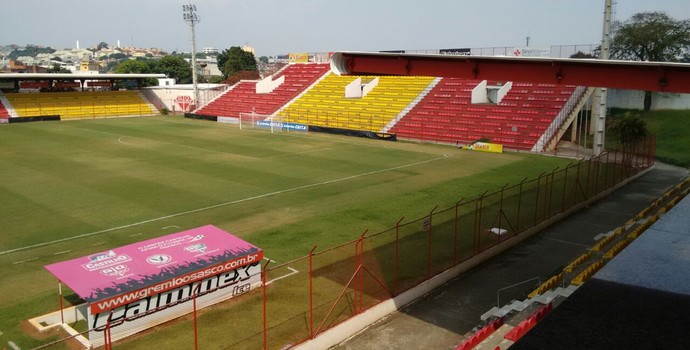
[194, 63, 330, 118]
[2, 51, 689, 350]
[191, 63, 587, 152]
[0, 73, 164, 122]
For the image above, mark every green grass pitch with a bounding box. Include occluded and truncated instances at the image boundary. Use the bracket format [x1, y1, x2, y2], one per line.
[0, 116, 571, 348]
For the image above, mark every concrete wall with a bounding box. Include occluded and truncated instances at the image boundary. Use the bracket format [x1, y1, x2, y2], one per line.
[608, 89, 690, 110]
[146, 88, 195, 113]
[471, 80, 488, 104]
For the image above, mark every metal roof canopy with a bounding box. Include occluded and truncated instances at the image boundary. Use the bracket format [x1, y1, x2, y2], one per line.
[330, 52, 690, 93]
[0, 73, 166, 80]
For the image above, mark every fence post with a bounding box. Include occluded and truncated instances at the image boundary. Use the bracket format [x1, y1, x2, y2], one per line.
[453, 199, 463, 266]
[427, 206, 438, 278]
[262, 259, 271, 350]
[546, 167, 559, 219]
[604, 151, 610, 189]
[474, 191, 488, 254]
[309, 245, 318, 339]
[561, 163, 571, 213]
[357, 230, 368, 314]
[516, 178, 527, 234]
[58, 281, 64, 325]
[394, 217, 404, 294]
[192, 283, 202, 350]
[498, 184, 508, 235]
[534, 173, 545, 229]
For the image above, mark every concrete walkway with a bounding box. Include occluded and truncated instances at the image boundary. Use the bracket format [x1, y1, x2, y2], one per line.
[333, 162, 688, 350]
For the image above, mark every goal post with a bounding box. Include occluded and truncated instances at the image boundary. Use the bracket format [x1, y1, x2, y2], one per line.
[238, 112, 308, 133]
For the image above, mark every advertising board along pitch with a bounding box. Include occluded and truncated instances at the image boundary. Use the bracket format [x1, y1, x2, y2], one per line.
[44, 225, 263, 347]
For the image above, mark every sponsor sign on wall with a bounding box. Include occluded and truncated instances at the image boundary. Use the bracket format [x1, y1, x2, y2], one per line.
[255, 120, 308, 131]
[288, 53, 309, 63]
[45, 225, 264, 347]
[513, 47, 551, 58]
[0, 118, 8, 124]
[463, 142, 504, 153]
[217, 116, 240, 124]
[87, 263, 261, 347]
[439, 48, 471, 56]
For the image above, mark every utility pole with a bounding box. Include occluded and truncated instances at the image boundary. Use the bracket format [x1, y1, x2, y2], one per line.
[593, 0, 613, 155]
[183, 4, 200, 111]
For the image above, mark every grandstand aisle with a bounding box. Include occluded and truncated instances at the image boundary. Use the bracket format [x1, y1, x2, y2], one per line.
[333, 163, 688, 350]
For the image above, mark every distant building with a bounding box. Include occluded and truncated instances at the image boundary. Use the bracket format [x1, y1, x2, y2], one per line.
[80, 61, 101, 72]
[202, 47, 219, 54]
[7, 59, 49, 73]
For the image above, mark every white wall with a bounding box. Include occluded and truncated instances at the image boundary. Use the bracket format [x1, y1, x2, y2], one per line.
[496, 81, 513, 104]
[471, 80, 488, 104]
[607, 89, 690, 110]
[146, 88, 195, 113]
[345, 77, 363, 98]
[256, 75, 285, 94]
[362, 77, 379, 97]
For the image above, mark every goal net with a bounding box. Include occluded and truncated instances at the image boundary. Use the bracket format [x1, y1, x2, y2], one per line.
[238, 113, 307, 133]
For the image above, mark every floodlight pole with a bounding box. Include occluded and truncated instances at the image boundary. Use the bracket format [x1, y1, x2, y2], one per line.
[183, 4, 200, 111]
[593, 0, 613, 155]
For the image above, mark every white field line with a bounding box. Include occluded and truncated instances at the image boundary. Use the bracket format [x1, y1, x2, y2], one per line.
[12, 257, 38, 265]
[8, 341, 20, 350]
[117, 136, 134, 146]
[162, 225, 180, 230]
[129, 233, 143, 237]
[0, 154, 451, 256]
[262, 257, 299, 285]
[53, 250, 71, 255]
[267, 267, 299, 285]
[92, 242, 106, 246]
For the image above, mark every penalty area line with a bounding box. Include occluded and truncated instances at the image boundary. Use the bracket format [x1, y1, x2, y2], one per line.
[262, 256, 299, 285]
[266, 267, 299, 286]
[0, 154, 451, 257]
[12, 257, 38, 265]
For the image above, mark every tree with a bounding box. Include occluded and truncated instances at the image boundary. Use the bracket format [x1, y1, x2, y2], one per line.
[216, 47, 258, 79]
[49, 63, 70, 73]
[114, 60, 151, 74]
[109, 52, 128, 60]
[222, 70, 261, 86]
[610, 12, 690, 111]
[259, 56, 269, 64]
[96, 42, 109, 50]
[570, 51, 597, 59]
[8, 45, 55, 60]
[152, 55, 192, 84]
[609, 112, 649, 166]
[114, 60, 157, 87]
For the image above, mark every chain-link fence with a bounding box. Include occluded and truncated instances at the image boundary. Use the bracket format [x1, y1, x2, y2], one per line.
[36, 137, 654, 350]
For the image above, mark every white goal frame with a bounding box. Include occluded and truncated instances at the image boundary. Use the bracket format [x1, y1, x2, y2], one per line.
[238, 112, 285, 133]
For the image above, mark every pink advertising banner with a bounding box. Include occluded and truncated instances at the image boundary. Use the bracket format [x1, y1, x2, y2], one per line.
[45, 225, 262, 308]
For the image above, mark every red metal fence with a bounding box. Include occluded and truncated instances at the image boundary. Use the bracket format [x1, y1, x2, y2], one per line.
[37, 137, 655, 350]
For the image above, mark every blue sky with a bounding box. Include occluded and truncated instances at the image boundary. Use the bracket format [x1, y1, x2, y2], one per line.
[2, 0, 689, 56]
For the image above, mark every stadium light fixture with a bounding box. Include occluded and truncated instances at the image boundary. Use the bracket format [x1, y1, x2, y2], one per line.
[183, 3, 201, 111]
